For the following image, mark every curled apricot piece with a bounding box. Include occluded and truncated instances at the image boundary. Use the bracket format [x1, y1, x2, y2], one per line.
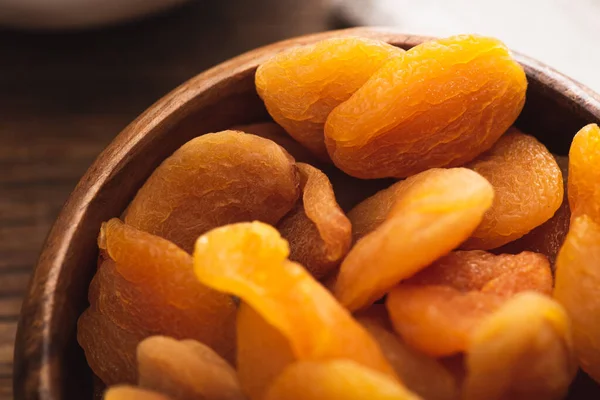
[334, 168, 494, 311]
[256, 37, 403, 160]
[94, 218, 237, 362]
[77, 308, 142, 385]
[568, 123, 600, 221]
[193, 222, 396, 382]
[325, 35, 527, 178]
[124, 130, 300, 252]
[554, 214, 600, 382]
[497, 155, 570, 266]
[464, 293, 576, 400]
[263, 360, 421, 400]
[104, 386, 172, 400]
[357, 315, 458, 400]
[278, 163, 352, 279]
[463, 130, 563, 250]
[237, 303, 295, 400]
[388, 251, 552, 356]
[231, 122, 320, 165]
[137, 336, 244, 400]
[387, 285, 504, 357]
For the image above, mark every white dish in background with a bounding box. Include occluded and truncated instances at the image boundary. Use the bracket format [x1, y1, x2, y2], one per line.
[0, 0, 189, 29]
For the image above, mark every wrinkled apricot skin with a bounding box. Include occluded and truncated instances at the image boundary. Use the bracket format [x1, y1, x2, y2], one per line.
[193, 222, 396, 386]
[554, 214, 600, 382]
[407, 251, 553, 297]
[278, 163, 352, 279]
[388, 251, 552, 356]
[497, 155, 570, 265]
[77, 308, 142, 385]
[357, 316, 458, 400]
[463, 130, 563, 250]
[256, 37, 403, 160]
[124, 130, 299, 252]
[263, 360, 421, 400]
[104, 386, 172, 400]
[237, 303, 296, 400]
[387, 285, 505, 357]
[325, 35, 527, 179]
[334, 168, 494, 311]
[568, 123, 600, 221]
[137, 336, 244, 400]
[97, 219, 236, 360]
[464, 293, 576, 400]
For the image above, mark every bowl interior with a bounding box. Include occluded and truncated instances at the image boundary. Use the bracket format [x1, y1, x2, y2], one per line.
[14, 28, 600, 400]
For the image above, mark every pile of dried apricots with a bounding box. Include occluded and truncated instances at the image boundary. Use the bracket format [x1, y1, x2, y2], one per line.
[77, 34, 600, 400]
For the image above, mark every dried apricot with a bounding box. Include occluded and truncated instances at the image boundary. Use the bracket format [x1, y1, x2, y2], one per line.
[124, 130, 299, 252]
[387, 285, 504, 357]
[568, 123, 600, 221]
[554, 214, 600, 382]
[464, 293, 576, 400]
[407, 251, 552, 297]
[496, 155, 570, 265]
[95, 218, 236, 361]
[236, 303, 295, 400]
[256, 37, 403, 160]
[193, 222, 396, 383]
[104, 386, 172, 400]
[387, 251, 552, 356]
[137, 336, 244, 400]
[278, 163, 351, 279]
[77, 308, 142, 385]
[462, 130, 563, 249]
[347, 179, 408, 243]
[333, 168, 494, 311]
[325, 35, 527, 178]
[263, 360, 420, 400]
[357, 316, 458, 400]
[231, 122, 320, 165]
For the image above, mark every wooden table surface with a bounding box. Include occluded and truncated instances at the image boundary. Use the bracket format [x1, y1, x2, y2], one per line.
[0, 1, 341, 397]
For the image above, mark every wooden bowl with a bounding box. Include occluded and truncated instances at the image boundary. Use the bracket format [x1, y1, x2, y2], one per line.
[14, 27, 600, 400]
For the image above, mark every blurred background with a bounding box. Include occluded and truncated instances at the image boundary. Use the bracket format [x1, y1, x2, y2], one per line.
[0, 1, 598, 398]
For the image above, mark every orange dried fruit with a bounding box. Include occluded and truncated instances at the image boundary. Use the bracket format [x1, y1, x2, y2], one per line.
[94, 218, 237, 362]
[463, 130, 564, 250]
[387, 250, 552, 356]
[231, 122, 320, 165]
[568, 123, 600, 221]
[137, 336, 244, 400]
[104, 386, 172, 400]
[278, 163, 352, 279]
[387, 285, 505, 357]
[263, 360, 421, 400]
[236, 303, 295, 400]
[496, 155, 570, 265]
[333, 168, 494, 311]
[464, 292, 576, 400]
[124, 130, 299, 252]
[357, 315, 458, 400]
[554, 214, 600, 382]
[347, 179, 408, 243]
[193, 222, 396, 384]
[256, 37, 403, 160]
[77, 308, 142, 385]
[407, 250, 552, 297]
[325, 35, 527, 179]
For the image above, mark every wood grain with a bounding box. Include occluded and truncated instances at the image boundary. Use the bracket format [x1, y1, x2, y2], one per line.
[0, 1, 332, 399]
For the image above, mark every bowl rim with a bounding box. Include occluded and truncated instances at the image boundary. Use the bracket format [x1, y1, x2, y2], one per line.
[13, 27, 600, 400]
